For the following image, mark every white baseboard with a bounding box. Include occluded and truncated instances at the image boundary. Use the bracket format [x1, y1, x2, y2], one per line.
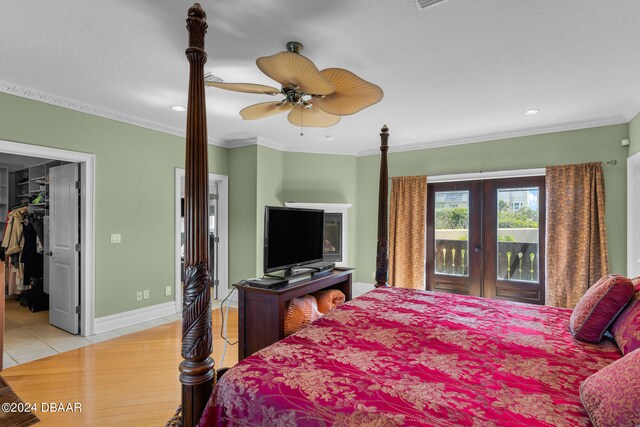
[93, 301, 178, 335]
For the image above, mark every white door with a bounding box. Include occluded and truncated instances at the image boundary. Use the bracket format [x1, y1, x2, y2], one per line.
[49, 163, 80, 334]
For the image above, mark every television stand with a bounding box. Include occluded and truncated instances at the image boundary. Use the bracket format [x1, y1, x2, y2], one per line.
[304, 261, 336, 272]
[265, 267, 313, 280]
[235, 268, 353, 360]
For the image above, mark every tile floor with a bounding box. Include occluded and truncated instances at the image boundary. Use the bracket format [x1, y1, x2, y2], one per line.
[3, 298, 183, 368]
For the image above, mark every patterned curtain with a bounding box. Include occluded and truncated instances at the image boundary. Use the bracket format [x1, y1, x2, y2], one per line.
[389, 176, 427, 289]
[546, 162, 609, 308]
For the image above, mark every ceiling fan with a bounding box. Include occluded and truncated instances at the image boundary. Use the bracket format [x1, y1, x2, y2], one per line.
[205, 42, 383, 130]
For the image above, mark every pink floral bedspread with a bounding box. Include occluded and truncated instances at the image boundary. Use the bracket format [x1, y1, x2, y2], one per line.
[200, 287, 621, 426]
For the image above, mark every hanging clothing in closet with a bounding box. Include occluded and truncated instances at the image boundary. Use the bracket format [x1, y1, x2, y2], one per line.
[1, 206, 28, 256]
[22, 216, 44, 283]
[1, 207, 28, 294]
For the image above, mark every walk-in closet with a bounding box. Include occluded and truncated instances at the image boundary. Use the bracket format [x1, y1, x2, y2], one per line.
[1, 153, 82, 368]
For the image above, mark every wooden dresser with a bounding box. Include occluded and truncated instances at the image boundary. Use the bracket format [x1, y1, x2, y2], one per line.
[235, 268, 353, 360]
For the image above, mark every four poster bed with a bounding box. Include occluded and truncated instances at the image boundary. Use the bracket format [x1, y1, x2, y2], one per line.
[180, 4, 625, 426]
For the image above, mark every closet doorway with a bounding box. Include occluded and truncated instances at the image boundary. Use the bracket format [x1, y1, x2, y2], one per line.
[0, 140, 95, 370]
[174, 169, 228, 310]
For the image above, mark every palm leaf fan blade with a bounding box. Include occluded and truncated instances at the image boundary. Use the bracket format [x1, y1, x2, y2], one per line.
[256, 51, 334, 96]
[313, 68, 383, 116]
[205, 82, 280, 95]
[240, 101, 293, 120]
[287, 102, 341, 127]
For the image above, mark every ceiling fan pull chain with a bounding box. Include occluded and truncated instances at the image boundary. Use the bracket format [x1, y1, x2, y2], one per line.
[300, 108, 304, 136]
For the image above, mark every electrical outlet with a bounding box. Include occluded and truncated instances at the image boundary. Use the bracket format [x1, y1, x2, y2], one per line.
[143, 289, 150, 299]
[136, 291, 143, 301]
[110, 233, 121, 244]
[165, 285, 172, 296]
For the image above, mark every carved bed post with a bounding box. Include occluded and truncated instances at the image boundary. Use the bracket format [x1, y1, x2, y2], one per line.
[375, 125, 390, 287]
[181, 4, 214, 427]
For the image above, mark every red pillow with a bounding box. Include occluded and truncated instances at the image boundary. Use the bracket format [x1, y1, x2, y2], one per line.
[570, 275, 634, 343]
[580, 348, 640, 427]
[611, 287, 640, 355]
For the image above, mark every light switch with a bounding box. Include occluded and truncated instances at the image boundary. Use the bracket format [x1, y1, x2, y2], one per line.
[110, 233, 121, 244]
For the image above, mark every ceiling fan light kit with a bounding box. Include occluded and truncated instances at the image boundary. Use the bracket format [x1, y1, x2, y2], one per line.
[206, 42, 383, 129]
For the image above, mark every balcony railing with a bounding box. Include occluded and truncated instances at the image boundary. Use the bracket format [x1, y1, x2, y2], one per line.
[435, 238, 539, 283]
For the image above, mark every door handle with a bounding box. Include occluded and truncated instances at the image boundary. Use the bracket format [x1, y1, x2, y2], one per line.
[45, 251, 53, 256]
[474, 247, 481, 253]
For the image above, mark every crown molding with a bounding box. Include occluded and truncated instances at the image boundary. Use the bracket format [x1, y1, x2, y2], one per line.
[282, 145, 358, 156]
[1, 82, 632, 158]
[356, 115, 628, 156]
[623, 98, 640, 122]
[223, 137, 259, 149]
[0, 81, 227, 148]
[222, 136, 357, 156]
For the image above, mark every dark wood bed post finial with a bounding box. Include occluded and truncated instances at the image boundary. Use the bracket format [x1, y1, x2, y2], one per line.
[181, 4, 214, 427]
[375, 125, 390, 288]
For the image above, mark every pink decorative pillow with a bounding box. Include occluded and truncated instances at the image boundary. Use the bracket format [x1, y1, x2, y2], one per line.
[611, 287, 640, 355]
[580, 348, 640, 427]
[570, 274, 634, 343]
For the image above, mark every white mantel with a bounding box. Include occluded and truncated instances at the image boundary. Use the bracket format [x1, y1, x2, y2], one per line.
[285, 202, 352, 267]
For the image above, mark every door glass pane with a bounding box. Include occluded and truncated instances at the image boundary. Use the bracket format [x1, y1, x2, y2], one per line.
[435, 191, 469, 276]
[497, 187, 539, 282]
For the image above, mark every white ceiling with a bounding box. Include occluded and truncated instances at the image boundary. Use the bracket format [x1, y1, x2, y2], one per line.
[2, 1, 640, 155]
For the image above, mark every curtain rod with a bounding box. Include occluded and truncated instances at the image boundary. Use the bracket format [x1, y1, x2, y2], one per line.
[388, 160, 618, 182]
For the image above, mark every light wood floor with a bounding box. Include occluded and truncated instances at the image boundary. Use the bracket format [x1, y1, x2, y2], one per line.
[2, 308, 238, 427]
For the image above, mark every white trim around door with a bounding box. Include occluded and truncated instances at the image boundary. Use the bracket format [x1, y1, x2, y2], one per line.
[174, 168, 229, 311]
[0, 139, 96, 336]
[628, 151, 640, 277]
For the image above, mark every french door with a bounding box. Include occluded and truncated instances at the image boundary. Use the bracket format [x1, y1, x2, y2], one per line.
[427, 176, 546, 305]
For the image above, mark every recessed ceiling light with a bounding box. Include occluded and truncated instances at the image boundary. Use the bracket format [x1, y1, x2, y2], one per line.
[523, 109, 540, 116]
[170, 105, 186, 112]
[324, 135, 334, 141]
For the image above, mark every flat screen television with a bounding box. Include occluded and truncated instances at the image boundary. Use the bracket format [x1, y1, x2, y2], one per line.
[264, 206, 324, 277]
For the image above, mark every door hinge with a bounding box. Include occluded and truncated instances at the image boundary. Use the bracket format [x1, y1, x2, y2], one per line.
[210, 193, 219, 201]
[75, 306, 81, 315]
[75, 181, 81, 190]
[214, 236, 220, 243]
[75, 243, 81, 251]
[214, 279, 219, 287]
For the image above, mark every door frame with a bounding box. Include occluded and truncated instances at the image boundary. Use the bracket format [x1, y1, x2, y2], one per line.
[425, 168, 546, 302]
[628, 151, 640, 277]
[0, 139, 96, 336]
[174, 168, 228, 311]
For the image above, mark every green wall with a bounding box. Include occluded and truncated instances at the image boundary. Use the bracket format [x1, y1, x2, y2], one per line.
[356, 125, 630, 283]
[0, 92, 229, 317]
[228, 148, 358, 282]
[283, 152, 359, 270]
[630, 112, 640, 155]
[228, 145, 257, 284]
[256, 145, 284, 275]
